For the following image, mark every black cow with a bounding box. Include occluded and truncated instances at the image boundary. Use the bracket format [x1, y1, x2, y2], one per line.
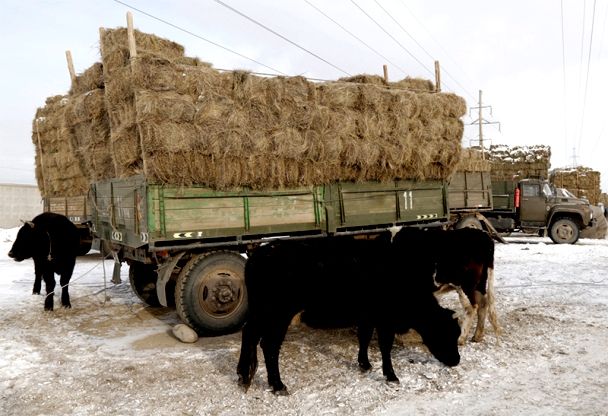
[393, 227, 500, 344]
[237, 233, 461, 395]
[8, 212, 80, 311]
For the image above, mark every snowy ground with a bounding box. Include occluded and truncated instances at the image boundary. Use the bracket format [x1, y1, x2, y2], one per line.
[1, 228, 607, 416]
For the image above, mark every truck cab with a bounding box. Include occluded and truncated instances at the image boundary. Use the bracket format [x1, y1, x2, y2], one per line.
[487, 178, 594, 244]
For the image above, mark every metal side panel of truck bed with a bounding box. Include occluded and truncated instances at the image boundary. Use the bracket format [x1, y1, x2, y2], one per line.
[91, 176, 448, 251]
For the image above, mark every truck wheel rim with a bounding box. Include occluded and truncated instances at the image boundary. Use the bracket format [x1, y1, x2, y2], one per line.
[197, 269, 243, 318]
[556, 223, 573, 240]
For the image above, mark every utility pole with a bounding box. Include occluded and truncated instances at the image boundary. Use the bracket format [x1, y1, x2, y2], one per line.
[469, 90, 500, 159]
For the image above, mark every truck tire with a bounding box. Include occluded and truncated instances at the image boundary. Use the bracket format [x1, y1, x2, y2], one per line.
[549, 218, 579, 244]
[455, 216, 483, 230]
[129, 262, 163, 307]
[175, 251, 248, 336]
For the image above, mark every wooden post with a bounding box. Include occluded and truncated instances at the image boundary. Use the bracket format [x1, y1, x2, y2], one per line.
[434, 61, 441, 92]
[383, 64, 389, 83]
[126, 12, 148, 177]
[127, 11, 137, 58]
[34, 120, 47, 198]
[65, 50, 76, 84]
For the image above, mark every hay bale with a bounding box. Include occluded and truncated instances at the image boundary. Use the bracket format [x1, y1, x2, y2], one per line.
[455, 147, 492, 172]
[63, 89, 114, 181]
[34, 27, 468, 192]
[550, 166, 601, 205]
[32, 95, 89, 197]
[69, 63, 104, 95]
[488, 144, 551, 181]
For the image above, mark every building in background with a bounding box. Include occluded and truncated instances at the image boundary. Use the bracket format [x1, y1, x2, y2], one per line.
[0, 184, 43, 228]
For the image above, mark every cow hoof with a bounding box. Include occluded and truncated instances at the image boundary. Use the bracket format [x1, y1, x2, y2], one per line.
[272, 387, 289, 396]
[62, 304, 72, 309]
[44, 307, 53, 312]
[386, 375, 400, 384]
[237, 377, 251, 392]
[359, 362, 372, 372]
[472, 335, 484, 343]
[33, 291, 40, 295]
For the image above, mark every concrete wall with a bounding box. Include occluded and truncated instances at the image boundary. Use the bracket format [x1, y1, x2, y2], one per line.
[0, 184, 43, 228]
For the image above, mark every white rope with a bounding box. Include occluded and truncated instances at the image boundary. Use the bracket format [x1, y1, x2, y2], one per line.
[44, 252, 114, 302]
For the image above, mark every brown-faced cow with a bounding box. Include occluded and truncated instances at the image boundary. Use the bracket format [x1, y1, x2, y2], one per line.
[393, 227, 501, 344]
[237, 233, 461, 395]
[8, 212, 80, 311]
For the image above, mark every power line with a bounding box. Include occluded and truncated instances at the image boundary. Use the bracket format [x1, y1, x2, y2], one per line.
[110, 0, 287, 75]
[577, 0, 597, 154]
[373, 0, 477, 103]
[348, 0, 435, 78]
[210, 0, 351, 76]
[303, 0, 409, 77]
[560, 0, 569, 161]
[397, 0, 477, 87]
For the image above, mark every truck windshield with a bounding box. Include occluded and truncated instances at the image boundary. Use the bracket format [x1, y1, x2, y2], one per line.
[542, 183, 553, 197]
[556, 188, 576, 198]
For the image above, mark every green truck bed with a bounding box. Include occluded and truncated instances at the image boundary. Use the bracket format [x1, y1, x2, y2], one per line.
[91, 175, 448, 253]
[447, 171, 493, 212]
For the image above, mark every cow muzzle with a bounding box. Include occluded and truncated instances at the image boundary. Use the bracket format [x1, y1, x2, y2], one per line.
[8, 251, 24, 262]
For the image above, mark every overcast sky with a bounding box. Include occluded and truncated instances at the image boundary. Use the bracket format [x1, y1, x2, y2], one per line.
[1, 0, 606, 191]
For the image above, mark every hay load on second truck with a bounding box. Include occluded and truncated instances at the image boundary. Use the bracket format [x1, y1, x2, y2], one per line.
[452, 145, 595, 244]
[33, 26, 472, 335]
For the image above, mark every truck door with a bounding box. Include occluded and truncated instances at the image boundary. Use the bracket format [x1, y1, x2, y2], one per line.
[519, 182, 547, 223]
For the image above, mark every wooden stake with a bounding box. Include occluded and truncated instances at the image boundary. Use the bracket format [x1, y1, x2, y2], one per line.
[127, 11, 137, 58]
[383, 64, 389, 83]
[65, 50, 76, 84]
[35, 120, 47, 197]
[126, 12, 148, 177]
[434, 61, 441, 92]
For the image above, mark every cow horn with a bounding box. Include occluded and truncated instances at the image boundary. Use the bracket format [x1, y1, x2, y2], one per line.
[26, 220, 35, 228]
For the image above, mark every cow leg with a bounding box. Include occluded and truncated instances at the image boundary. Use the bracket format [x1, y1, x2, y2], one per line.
[472, 290, 487, 342]
[33, 260, 43, 295]
[59, 266, 74, 308]
[357, 323, 374, 372]
[485, 267, 502, 336]
[377, 328, 398, 383]
[260, 318, 291, 395]
[456, 287, 477, 345]
[237, 320, 261, 390]
[43, 271, 56, 311]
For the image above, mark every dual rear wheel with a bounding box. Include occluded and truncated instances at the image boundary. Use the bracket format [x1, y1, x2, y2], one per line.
[128, 251, 248, 335]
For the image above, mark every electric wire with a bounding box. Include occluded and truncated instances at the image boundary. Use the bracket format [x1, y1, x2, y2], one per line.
[397, 0, 477, 88]
[110, 0, 287, 75]
[373, 0, 477, 103]
[348, 0, 435, 78]
[590, 3, 608, 154]
[560, 0, 569, 163]
[210, 0, 351, 76]
[303, 0, 409, 77]
[577, 0, 597, 155]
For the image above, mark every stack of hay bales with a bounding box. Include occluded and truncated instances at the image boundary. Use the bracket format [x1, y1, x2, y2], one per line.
[550, 167, 601, 205]
[454, 147, 492, 172]
[63, 62, 114, 182]
[33, 27, 468, 193]
[32, 96, 89, 197]
[487, 144, 551, 181]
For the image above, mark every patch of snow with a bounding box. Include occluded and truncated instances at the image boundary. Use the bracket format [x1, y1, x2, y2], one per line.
[0, 228, 607, 415]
